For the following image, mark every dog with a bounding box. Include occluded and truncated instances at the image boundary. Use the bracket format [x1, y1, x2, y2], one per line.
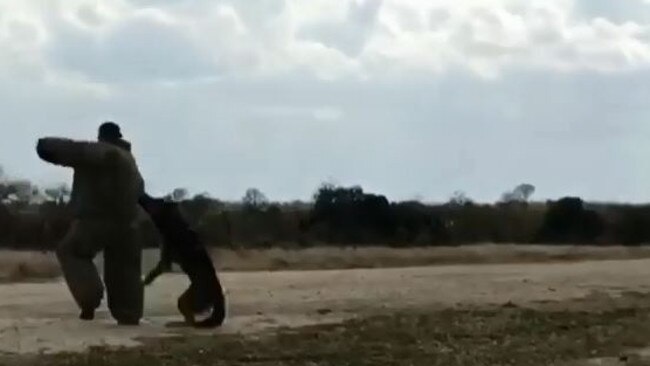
[139, 193, 226, 328]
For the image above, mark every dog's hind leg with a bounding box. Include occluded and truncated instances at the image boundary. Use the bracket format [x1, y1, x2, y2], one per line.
[177, 287, 196, 325]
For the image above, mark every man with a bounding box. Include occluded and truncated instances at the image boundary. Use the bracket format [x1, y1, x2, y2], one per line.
[36, 122, 145, 325]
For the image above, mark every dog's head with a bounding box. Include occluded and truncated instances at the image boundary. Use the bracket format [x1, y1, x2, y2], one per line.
[139, 193, 176, 217]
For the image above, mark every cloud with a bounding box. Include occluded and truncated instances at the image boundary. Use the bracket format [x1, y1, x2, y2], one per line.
[4, 0, 650, 89]
[46, 7, 217, 84]
[298, 0, 383, 57]
[577, 0, 650, 24]
[359, 0, 650, 79]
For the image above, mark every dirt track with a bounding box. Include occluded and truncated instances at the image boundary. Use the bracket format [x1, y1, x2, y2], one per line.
[2, 258, 650, 355]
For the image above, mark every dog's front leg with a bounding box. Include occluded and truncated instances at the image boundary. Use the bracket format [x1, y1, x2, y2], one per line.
[143, 260, 171, 286]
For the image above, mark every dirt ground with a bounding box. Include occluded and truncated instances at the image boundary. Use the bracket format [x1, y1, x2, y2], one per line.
[2, 258, 650, 356]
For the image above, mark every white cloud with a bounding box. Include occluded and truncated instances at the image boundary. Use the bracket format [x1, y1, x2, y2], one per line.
[298, 0, 382, 57]
[47, 7, 217, 84]
[2, 0, 650, 88]
[359, 0, 650, 78]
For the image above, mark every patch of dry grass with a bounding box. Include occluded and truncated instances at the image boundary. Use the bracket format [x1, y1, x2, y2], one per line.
[4, 244, 650, 282]
[0, 250, 60, 283]
[212, 244, 650, 271]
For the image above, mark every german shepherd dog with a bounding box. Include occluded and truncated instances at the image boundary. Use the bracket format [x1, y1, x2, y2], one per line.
[139, 193, 226, 328]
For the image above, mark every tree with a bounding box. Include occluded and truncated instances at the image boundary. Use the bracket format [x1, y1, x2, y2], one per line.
[44, 184, 71, 204]
[2, 180, 37, 204]
[0, 183, 10, 201]
[501, 183, 535, 203]
[242, 188, 269, 211]
[536, 197, 604, 244]
[449, 191, 472, 206]
[171, 188, 189, 202]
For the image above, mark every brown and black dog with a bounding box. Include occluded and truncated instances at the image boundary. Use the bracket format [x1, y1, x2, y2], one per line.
[139, 193, 226, 328]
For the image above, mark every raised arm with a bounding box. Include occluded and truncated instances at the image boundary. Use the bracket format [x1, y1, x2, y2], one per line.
[36, 137, 118, 168]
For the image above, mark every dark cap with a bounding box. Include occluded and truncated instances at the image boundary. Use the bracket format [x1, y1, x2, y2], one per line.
[98, 121, 123, 141]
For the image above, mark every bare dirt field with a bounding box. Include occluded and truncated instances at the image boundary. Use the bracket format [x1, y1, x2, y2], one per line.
[2, 257, 650, 359]
[4, 247, 650, 365]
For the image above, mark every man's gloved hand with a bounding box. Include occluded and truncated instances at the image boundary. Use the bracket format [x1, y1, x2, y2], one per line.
[36, 139, 56, 163]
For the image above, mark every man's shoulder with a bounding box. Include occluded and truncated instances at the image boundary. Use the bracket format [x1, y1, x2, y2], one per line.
[98, 142, 136, 164]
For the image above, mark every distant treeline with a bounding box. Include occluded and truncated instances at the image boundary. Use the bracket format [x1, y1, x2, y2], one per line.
[1, 180, 650, 250]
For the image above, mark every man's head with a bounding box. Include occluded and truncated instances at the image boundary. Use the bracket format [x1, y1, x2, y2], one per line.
[98, 121, 123, 143]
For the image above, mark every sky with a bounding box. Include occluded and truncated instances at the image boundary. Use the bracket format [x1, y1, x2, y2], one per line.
[2, 0, 650, 203]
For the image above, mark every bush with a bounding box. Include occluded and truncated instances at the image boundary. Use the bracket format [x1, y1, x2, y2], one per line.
[535, 197, 604, 244]
[1, 183, 649, 249]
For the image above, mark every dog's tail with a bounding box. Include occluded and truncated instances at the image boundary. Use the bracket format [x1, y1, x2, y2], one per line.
[195, 289, 227, 328]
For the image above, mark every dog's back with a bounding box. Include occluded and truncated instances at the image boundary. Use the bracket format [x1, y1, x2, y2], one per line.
[153, 202, 210, 266]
